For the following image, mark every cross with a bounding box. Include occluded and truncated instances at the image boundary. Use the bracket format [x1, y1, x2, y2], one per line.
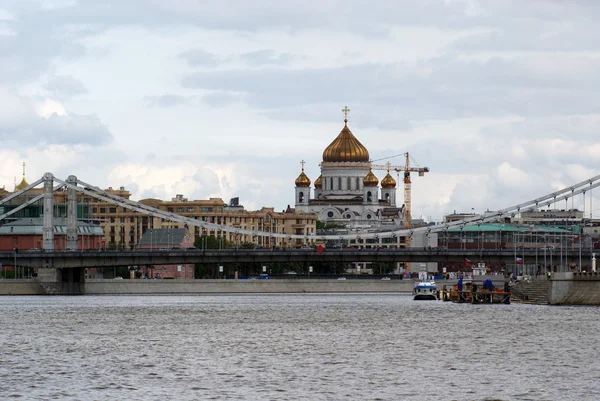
[342, 106, 350, 121]
[300, 160, 305, 171]
[22, 162, 26, 177]
[385, 161, 392, 172]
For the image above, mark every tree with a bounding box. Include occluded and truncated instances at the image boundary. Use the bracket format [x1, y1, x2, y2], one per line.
[194, 235, 234, 249]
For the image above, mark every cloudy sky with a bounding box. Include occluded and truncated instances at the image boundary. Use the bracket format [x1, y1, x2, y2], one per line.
[1, 0, 599, 222]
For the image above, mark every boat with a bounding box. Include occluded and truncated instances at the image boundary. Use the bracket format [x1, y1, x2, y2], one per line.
[440, 279, 511, 304]
[413, 280, 438, 300]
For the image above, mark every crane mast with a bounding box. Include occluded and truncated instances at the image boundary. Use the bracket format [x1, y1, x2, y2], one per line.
[371, 152, 430, 252]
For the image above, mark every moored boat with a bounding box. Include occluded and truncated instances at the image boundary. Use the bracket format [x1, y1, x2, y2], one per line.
[413, 280, 438, 300]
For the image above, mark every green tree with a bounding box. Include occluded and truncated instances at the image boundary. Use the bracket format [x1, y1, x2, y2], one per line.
[194, 235, 234, 249]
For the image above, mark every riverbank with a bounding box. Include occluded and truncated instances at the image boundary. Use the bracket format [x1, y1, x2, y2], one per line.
[0, 278, 415, 295]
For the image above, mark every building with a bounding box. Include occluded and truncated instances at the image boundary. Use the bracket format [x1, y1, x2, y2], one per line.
[0, 217, 104, 252]
[292, 112, 416, 273]
[294, 114, 403, 230]
[136, 228, 195, 279]
[0, 166, 317, 251]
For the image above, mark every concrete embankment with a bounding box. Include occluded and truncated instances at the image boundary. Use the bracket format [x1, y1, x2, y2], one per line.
[549, 272, 600, 305]
[0, 280, 43, 295]
[83, 279, 415, 294]
[1, 279, 415, 295]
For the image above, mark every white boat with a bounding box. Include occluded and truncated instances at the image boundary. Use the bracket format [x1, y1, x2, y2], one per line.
[413, 280, 438, 300]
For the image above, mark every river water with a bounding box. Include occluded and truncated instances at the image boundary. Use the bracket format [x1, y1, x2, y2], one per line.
[0, 294, 599, 401]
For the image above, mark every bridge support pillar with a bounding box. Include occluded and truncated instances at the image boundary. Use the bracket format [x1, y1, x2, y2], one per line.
[36, 268, 84, 295]
[42, 173, 54, 251]
[66, 175, 78, 250]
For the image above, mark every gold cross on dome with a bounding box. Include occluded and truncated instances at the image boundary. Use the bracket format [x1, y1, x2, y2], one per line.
[342, 106, 350, 120]
[300, 160, 306, 171]
[385, 161, 392, 172]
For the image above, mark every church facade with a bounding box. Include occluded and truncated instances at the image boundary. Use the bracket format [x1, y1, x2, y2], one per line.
[294, 113, 405, 229]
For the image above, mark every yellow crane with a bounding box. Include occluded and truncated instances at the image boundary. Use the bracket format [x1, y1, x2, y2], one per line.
[371, 152, 430, 245]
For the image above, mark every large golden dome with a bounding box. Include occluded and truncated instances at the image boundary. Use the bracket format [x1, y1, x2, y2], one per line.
[322, 119, 369, 163]
[295, 169, 311, 187]
[381, 172, 396, 189]
[363, 169, 379, 187]
[314, 174, 322, 188]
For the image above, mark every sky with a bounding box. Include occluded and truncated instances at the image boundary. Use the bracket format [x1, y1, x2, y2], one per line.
[1, 0, 600, 222]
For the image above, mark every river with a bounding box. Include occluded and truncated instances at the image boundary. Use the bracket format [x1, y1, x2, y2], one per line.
[0, 294, 598, 400]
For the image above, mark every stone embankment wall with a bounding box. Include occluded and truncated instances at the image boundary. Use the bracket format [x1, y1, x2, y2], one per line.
[0, 280, 42, 295]
[1, 279, 415, 295]
[550, 272, 600, 305]
[83, 279, 415, 294]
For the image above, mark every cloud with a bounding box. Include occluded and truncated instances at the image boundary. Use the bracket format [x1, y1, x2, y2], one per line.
[178, 48, 219, 67]
[239, 49, 294, 66]
[145, 94, 194, 108]
[44, 75, 88, 99]
[200, 92, 241, 108]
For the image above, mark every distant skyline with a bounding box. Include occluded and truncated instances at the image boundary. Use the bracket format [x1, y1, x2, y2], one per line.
[1, 1, 600, 222]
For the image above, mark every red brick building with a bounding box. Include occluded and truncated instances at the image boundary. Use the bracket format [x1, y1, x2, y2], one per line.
[136, 227, 195, 279]
[0, 217, 104, 252]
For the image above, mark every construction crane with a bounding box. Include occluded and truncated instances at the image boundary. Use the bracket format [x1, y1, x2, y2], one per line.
[371, 152, 430, 241]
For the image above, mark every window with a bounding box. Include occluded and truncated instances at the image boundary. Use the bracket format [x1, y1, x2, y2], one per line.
[367, 191, 372, 202]
[347, 177, 351, 190]
[367, 214, 372, 219]
[176, 207, 184, 212]
[201, 207, 213, 212]
[187, 207, 195, 212]
[100, 208, 106, 213]
[109, 207, 116, 214]
[327, 211, 334, 218]
[330, 177, 334, 190]
[356, 177, 360, 189]
[299, 191, 304, 203]
[338, 177, 342, 190]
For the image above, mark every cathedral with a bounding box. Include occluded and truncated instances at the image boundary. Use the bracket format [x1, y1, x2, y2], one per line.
[294, 109, 405, 228]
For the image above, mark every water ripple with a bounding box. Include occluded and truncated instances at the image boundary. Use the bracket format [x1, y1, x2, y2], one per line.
[0, 294, 599, 400]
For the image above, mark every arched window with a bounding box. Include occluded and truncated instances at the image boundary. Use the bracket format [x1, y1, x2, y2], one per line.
[338, 177, 342, 190]
[347, 177, 351, 190]
[367, 191, 372, 202]
[356, 177, 360, 190]
[385, 193, 390, 201]
[330, 177, 334, 190]
[299, 192, 304, 203]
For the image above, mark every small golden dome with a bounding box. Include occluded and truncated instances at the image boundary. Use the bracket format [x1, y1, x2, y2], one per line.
[322, 120, 370, 163]
[15, 162, 28, 191]
[295, 169, 311, 187]
[314, 174, 322, 188]
[15, 177, 29, 191]
[381, 172, 396, 189]
[363, 169, 379, 187]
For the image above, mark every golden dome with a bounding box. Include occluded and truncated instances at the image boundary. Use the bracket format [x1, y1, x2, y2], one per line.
[363, 169, 379, 187]
[322, 119, 370, 163]
[381, 172, 396, 189]
[314, 174, 322, 188]
[15, 177, 29, 191]
[15, 162, 28, 191]
[295, 169, 311, 187]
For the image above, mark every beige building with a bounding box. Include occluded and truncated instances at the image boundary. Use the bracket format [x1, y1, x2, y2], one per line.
[1, 169, 317, 249]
